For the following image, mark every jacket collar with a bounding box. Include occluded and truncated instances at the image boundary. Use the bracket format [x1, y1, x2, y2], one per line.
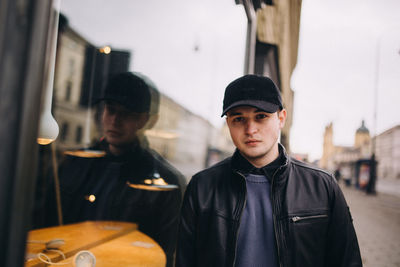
[93, 138, 156, 181]
[231, 143, 289, 179]
[96, 138, 143, 160]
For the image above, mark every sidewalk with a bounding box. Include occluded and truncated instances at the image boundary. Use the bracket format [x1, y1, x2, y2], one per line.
[376, 179, 400, 198]
[341, 185, 400, 267]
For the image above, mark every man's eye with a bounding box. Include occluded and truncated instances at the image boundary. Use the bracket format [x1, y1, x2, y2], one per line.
[105, 105, 118, 115]
[232, 117, 243, 123]
[256, 114, 267, 120]
[107, 107, 116, 114]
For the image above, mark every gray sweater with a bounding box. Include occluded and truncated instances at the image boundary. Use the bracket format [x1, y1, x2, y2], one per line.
[235, 173, 278, 267]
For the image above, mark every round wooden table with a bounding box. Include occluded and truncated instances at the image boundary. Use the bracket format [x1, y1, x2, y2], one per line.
[25, 221, 166, 267]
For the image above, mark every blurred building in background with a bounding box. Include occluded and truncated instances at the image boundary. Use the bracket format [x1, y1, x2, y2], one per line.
[238, 0, 302, 152]
[53, 14, 92, 150]
[321, 121, 400, 188]
[375, 124, 400, 181]
[320, 121, 372, 187]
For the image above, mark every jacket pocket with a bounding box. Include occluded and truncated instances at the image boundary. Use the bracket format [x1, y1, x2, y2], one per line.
[291, 214, 328, 223]
[288, 212, 329, 266]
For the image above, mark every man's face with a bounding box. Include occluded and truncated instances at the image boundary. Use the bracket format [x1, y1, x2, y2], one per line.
[102, 101, 149, 147]
[226, 106, 286, 167]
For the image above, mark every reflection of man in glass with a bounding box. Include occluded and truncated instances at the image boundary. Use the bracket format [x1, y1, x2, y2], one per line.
[35, 72, 186, 267]
[101, 73, 151, 155]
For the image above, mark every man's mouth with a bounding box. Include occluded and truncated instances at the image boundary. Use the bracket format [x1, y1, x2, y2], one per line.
[245, 139, 261, 146]
[107, 130, 122, 136]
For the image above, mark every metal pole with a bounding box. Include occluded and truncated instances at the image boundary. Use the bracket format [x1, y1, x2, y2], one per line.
[242, 0, 256, 74]
[366, 39, 380, 195]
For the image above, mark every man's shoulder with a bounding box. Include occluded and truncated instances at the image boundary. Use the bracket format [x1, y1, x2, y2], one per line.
[289, 157, 333, 180]
[287, 157, 340, 194]
[196, 156, 232, 176]
[188, 156, 232, 188]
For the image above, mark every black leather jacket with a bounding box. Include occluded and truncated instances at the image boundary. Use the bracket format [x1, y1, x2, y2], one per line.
[176, 145, 362, 267]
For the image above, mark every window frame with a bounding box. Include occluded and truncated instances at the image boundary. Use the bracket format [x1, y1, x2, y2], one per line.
[0, 0, 54, 266]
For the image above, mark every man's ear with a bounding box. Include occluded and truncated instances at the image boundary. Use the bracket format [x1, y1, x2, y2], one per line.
[278, 109, 287, 128]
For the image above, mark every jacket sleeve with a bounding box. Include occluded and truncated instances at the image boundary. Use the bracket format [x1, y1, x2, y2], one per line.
[325, 176, 363, 267]
[175, 178, 198, 267]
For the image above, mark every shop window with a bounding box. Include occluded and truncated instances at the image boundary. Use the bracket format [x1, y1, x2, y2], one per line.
[75, 125, 82, 143]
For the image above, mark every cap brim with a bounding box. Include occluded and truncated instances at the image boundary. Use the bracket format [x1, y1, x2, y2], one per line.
[221, 100, 280, 117]
[94, 96, 136, 111]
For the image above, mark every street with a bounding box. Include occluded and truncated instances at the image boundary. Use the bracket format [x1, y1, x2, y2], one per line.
[341, 184, 400, 267]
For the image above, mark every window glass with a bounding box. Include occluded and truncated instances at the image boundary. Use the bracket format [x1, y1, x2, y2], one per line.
[29, 1, 244, 266]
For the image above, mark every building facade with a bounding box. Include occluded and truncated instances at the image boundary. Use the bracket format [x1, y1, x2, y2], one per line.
[375, 125, 400, 180]
[53, 19, 94, 150]
[320, 121, 372, 187]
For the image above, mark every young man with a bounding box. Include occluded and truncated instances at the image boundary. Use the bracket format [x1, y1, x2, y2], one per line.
[35, 72, 186, 267]
[176, 75, 362, 267]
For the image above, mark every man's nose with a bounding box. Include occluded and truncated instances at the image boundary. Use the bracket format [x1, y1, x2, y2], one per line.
[245, 120, 258, 135]
[110, 113, 122, 125]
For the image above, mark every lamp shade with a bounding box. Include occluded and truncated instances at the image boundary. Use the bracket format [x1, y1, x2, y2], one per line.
[37, 0, 61, 145]
[37, 111, 59, 145]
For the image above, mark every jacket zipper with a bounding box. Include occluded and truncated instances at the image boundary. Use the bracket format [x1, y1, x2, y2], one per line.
[271, 166, 284, 267]
[232, 149, 288, 267]
[232, 171, 247, 267]
[291, 214, 328, 222]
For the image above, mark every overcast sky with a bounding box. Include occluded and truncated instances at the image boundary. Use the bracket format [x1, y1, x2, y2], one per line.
[291, 0, 400, 160]
[60, 0, 400, 160]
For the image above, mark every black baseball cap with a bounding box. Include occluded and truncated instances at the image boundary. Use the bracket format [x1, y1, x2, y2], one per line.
[221, 75, 283, 117]
[98, 72, 151, 113]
